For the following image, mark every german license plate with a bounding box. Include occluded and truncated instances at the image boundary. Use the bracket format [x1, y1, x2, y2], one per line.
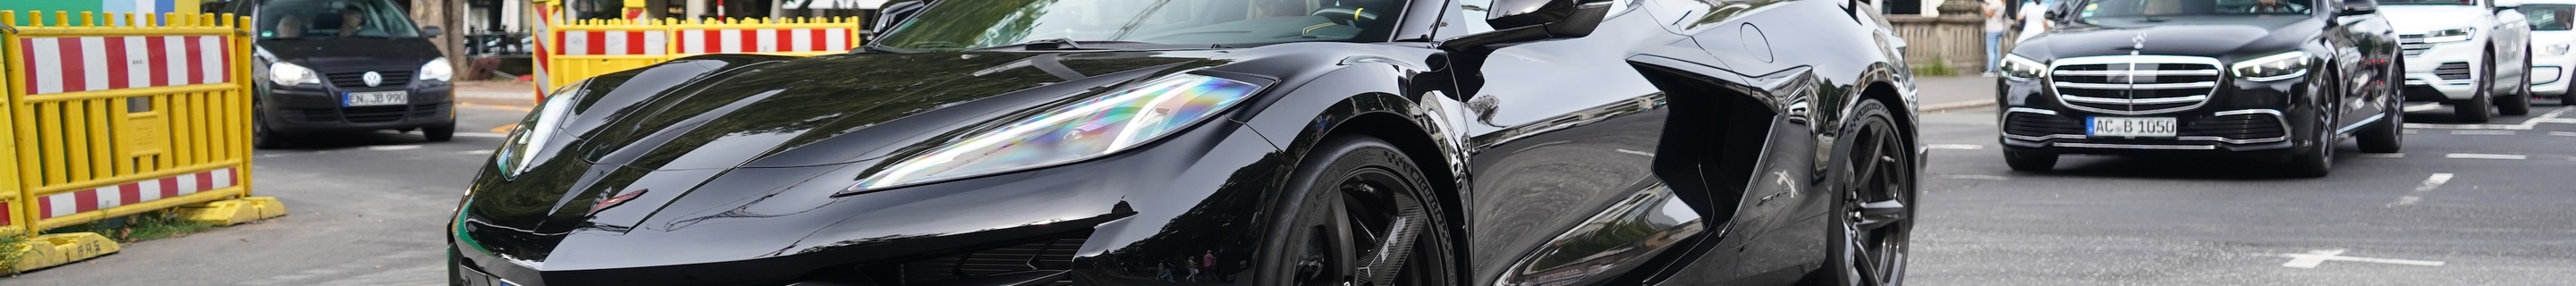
[344, 91, 407, 106]
[2088, 116, 2177, 138]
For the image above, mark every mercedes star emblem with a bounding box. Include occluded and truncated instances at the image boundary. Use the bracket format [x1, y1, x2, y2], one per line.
[362, 72, 384, 87]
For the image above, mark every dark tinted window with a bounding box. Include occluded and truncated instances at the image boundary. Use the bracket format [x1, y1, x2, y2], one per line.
[2078, 0, 2310, 20]
[255, 0, 422, 39]
[2530, 4, 2573, 30]
[875, 0, 1411, 51]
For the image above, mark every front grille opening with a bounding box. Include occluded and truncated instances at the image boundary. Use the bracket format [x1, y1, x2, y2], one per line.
[2181, 114, 2286, 139]
[810, 231, 1091, 286]
[2048, 57, 2220, 114]
[327, 70, 415, 89]
[2435, 63, 2473, 80]
[343, 105, 410, 122]
[2004, 112, 2082, 137]
[2399, 34, 2431, 57]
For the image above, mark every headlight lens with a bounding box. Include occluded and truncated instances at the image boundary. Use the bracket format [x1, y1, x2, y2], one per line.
[2546, 43, 2572, 56]
[2424, 28, 2475, 43]
[850, 73, 1263, 192]
[2000, 54, 2047, 80]
[267, 63, 320, 86]
[492, 80, 585, 179]
[2232, 51, 2309, 81]
[420, 57, 454, 82]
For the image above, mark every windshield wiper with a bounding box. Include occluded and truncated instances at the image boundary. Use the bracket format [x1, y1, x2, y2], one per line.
[974, 38, 1155, 51]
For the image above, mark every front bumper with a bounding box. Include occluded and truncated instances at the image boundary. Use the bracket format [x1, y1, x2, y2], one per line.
[2401, 37, 2485, 101]
[1996, 74, 2317, 156]
[258, 81, 455, 133]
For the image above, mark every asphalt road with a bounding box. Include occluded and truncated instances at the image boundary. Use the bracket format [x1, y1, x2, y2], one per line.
[1, 97, 2569, 285]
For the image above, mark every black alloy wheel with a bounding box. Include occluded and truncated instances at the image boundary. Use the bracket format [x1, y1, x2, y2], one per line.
[1826, 99, 1915, 286]
[2458, 52, 2497, 122]
[1258, 136, 1453, 286]
[2359, 60, 2404, 154]
[2285, 105, 2334, 177]
[2502, 49, 2534, 116]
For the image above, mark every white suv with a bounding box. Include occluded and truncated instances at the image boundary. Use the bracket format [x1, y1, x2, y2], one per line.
[2386, 0, 2536, 122]
[2522, 0, 2576, 105]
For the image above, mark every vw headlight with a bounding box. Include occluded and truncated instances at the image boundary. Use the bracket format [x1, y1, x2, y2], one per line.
[419, 57, 454, 82]
[849, 73, 1264, 192]
[2232, 51, 2309, 81]
[2001, 54, 2047, 80]
[2423, 28, 2474, 43]
[267, 63, 320, 86]
[493, 80, 586, 179]
[2546, 43, 2572, 57]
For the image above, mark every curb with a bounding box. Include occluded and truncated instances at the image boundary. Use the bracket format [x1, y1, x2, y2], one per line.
[1921, 100, 1997, 113]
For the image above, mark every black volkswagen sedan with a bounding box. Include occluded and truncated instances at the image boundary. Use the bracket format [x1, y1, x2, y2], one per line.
[449, 0, 1924, 284]
[227, 0, 458, 147]
[1998, 0, 2405, 177]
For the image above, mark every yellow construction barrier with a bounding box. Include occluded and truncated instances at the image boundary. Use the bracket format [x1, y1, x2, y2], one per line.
[530, 0, 866, 100]
[2, 11, 284, 272]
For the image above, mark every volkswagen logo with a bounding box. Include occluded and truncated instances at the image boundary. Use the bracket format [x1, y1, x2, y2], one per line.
[362, 72, 384, 87]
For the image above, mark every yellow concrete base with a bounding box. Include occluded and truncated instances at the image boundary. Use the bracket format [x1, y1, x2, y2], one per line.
[174, 197, 288, 226]
[8, 232, 121, 273]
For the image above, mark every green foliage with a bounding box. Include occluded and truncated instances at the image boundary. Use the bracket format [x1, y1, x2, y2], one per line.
[0, 233, 25, 273]
[1916, 55, 1959, 77]
[47, 210, 217, 243]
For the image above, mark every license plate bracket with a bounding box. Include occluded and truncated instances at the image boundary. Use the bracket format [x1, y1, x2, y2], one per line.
[2087, 116, 2178, 138]
[344, 91, 408, 106]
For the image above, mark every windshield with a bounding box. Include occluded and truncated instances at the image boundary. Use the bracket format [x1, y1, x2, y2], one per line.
[872, 0, 1407, 51]
[255, 0, 422, 39]
[2077, 0, 2310, 21]
[2531, 4, 2573, 30]
[2380, 0, 2474, 4]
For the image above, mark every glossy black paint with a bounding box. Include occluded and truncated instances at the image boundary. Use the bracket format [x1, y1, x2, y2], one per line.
[2001, 0, 2403, 156]
[447, 0, 1919, 284]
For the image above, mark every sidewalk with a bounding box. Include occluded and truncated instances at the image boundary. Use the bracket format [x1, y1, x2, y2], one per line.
[1913, 75, 1998, 112]
[453, 80, 537, 106]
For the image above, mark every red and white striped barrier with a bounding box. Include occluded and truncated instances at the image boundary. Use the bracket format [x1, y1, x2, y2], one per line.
[34, 167, 240, 220]
[13, 36, 233, 96]
[556, 29, 668, 55]
[676, 28, 852, 55]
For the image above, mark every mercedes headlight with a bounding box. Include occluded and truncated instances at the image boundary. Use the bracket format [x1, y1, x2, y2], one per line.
[2546, 43, 2572, 56]
[2232, 51, 2309, 81]
[2001, 54, 2047, 80]
[419, 57, 454, 82]
[267, 63, 320, 86]
[849, 73, 1264, 192]
[493, 80, 586, 179]
[2423, 28, 2474, 43]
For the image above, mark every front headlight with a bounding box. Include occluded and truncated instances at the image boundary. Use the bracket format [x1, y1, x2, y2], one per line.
[2423, 28, 2475, 43]
[2232, 51, 2309, 81]
[2001, 54, 2047, 80]
[267, 63, 320, 86]
[2546, 43, 2572, 56]
[492, 80, 585, 179]
[419, 57, 454, 82]
[849, 73, 1264, 192]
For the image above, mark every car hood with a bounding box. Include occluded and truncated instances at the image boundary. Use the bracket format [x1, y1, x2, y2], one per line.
[2380, 5, 2492, 33]
[255, 38, 443, 70]
[456, 49, 1238, 270]
[2021, 17, 2315, 61]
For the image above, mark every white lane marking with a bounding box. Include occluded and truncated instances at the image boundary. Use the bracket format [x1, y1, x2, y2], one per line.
[1935, 174, 2010, 181]
[361, 145, 422, 151]
[454, 132, 509, 139]
[2403, 103, 2444, 112]
[2278, 249, 2446, 268]
[2449, 130, 2517, 135]
[2403, 106, 2572, 130]
[2445, 153, 2528, 160]
[1928, 144, 1986, 150]
[2402, 130, 2419, 134]
[2357, 153, 2405, 158]
[2390, 172, 2453, 206]
[2550, 131, 2576, 137]
[460, 150, 495, 155]
[1614, 149, 1656, 156]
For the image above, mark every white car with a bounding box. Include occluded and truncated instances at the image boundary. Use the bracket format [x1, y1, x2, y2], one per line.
[2522, 0, 2576, 105]
[2386, 0, 2536, 122]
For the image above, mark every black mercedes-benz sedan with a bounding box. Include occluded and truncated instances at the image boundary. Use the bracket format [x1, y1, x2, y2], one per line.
[1998, 0, 2405, 177]
[449, 0, 1923, 284]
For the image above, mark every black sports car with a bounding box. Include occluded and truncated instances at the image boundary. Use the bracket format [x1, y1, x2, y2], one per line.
[448, 0, 1922, 284]
[1998, 0, 2405, 176]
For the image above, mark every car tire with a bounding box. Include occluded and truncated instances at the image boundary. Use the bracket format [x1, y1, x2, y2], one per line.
[424, 123, 456, 142]
[2284, 114, 2334, 178]
[1822, 98, 1915, 286]
[2458, 53, 2496, 122]
[252, 107, 290, 149]
[1255, 135, 1453, 286]
[2360, 64, 2404, 154]
[2500, 50, 2533, 116]
[2003, 148, 2055, 172]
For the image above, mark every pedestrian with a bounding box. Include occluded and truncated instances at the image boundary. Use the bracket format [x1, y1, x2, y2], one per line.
[1200, 250, 1216, 280]
[2014, 0, 2050, 43]
[871, 0, 937, 40]
[1982, 0, 2008, 77]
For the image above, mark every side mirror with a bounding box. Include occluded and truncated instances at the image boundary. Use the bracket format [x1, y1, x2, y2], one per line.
[2341, 0, 2378, 15]
[421, 26, 445, 38]
[1437, 0, 1616, 53]
[2494, 0, 2521, 9]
